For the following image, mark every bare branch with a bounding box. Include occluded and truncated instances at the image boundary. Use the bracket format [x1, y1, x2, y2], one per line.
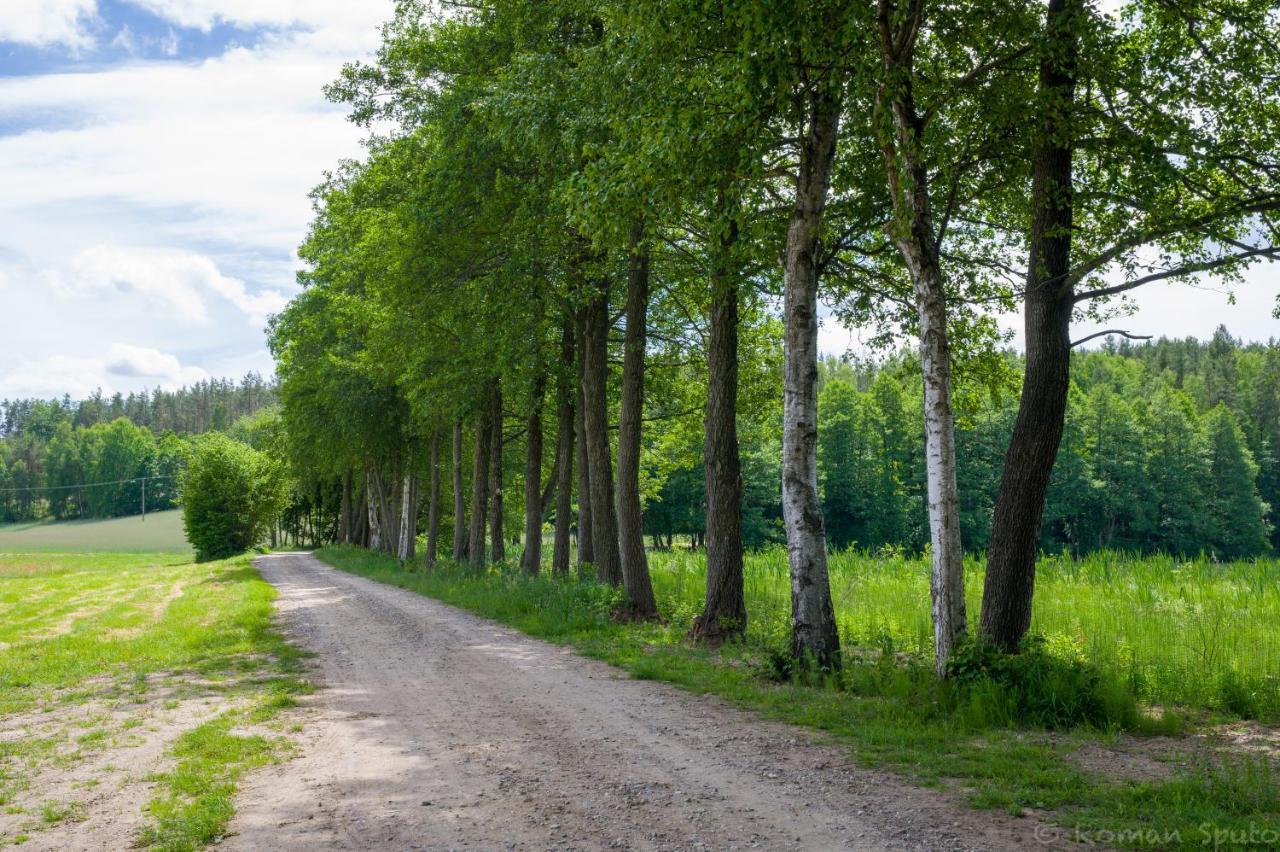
[1070, 329, 1154, 349]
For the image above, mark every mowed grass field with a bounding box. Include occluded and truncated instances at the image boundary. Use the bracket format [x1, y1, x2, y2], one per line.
[0, 510, 191, 554]
[0, 547, 304, 850]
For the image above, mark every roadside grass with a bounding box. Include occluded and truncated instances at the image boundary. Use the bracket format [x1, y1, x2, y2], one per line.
[316, 544, 1280, 850]
[0, 551, 305, 850]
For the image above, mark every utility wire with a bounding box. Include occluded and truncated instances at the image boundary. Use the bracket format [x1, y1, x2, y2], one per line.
[0, 474, 178, 495]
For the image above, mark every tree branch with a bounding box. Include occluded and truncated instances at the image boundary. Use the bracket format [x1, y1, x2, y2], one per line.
[1070, 329, 1154, 349]
[1073, 244, 1280, 303]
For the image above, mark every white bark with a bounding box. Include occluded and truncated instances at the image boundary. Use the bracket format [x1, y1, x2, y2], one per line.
[398, 473, 418, 561]
[366, 467, 382, 553]
[892, 231, 967, 675]
[781, 87, 841, 668]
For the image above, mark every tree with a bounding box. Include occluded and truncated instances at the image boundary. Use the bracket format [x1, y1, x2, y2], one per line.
[1203, 405, 1271, 558]
[181, 434, 287, 561]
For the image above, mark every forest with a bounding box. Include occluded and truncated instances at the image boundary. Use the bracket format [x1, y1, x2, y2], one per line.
[0, 374, 275, 521]
[265, 0, 1280, 679]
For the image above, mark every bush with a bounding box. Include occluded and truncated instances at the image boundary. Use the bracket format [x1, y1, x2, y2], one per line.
[181, 434, 288, 561]
[946, 636, 1141, 730]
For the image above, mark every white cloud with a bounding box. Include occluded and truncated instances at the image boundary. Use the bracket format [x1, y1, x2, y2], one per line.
[0, 344, 208, 399]
[104, 343, 210, 383]
[0, 3, 393, 398]
[45, 245, 287, 326]
[122, 0, 387, 35]
[0, 0, 96, 48]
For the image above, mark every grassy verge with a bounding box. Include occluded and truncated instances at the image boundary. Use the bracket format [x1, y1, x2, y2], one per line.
[0, 552, 306, 850]
[316, 544, 1279, 850]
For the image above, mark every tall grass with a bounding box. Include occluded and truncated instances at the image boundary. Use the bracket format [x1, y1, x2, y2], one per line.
[649, 547, 1280, 720]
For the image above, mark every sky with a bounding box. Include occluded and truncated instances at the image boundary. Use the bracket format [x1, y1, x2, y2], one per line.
[0, 0, 393, 400]
[0, 2, 1275, 402]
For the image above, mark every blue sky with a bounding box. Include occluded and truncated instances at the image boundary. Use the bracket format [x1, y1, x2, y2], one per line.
[0, 0, 392, 398]
[0, 1, 1275, 401]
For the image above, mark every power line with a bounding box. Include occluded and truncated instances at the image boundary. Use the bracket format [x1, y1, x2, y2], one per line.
[0, 474, 178, 495]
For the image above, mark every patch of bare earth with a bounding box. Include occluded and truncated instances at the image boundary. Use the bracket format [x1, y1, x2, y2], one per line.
[225, 552, 1070, 851]
[1065, 721, 1279, 786]
[0, 679, 243, 851]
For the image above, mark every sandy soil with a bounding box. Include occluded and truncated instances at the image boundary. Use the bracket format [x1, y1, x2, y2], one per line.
[0, 686, 236, 851]
[223, 552, 1064, 851]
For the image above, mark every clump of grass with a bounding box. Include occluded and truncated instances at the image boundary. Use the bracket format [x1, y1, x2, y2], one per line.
[138, 714, 277, 852]
[38, 800, 85, 825]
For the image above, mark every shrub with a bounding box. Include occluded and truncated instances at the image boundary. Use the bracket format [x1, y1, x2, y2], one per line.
[181, 434, 288, 561]
[947, 636, 1141, 730]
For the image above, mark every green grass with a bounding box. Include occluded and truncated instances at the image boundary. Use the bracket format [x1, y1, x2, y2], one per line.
[642, 548, 1280, 721]
[0, 551, 305, 849]
[0, 510, 191, 554]
[315, 544, 1280, 850]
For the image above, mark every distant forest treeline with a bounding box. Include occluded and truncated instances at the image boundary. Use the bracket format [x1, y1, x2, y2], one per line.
[0, 373, 277, 522]
[648, 328, 1278, 560]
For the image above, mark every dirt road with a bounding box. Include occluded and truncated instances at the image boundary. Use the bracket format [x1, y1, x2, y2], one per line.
[225, 552, 1055, 851]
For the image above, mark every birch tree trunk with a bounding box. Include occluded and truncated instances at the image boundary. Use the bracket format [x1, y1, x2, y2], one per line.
[782, 87, 842, 669]
[451, 419, 467, 562]
[469, 402, 492, 568]
[878, 17, 967, 674]
[366, 465, 383, 553]
[616, 234, 658, 617]
[489, 383, 505, 564]
[397, 472, 419, 561]
[982, 0, 1079, 652]
[426, 429, 442, 567]
[522, 367, 547, 574]
[694, 216, 745, 642]
[908, 258, 967, 673]
[552, 317, 576, 575]
[582, 280, 623, 586]
[574, 309, 595, 568]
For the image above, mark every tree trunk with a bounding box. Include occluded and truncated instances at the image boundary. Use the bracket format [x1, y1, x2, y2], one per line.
[451, 419, 467, 562]
[574, 308, 595, 569]
[353, 483, 369, 547]
[616, 233, 658, 617]
[366, 465, 383, 553]
[981, 0, 1079, 652]
[489, 383, 505, 564]
[911, 261, 966, 674]
[879, 32, 967, 675]
[338, 470, 352, 544]
[522, 368, 547, 574]
[469, 402, 492, 568]
[582, 278, 623, 586]
[782, 87, 842, 670]
[427, 429, 442, 567]
[398, 471, 419, 561]
[693, 215, 745, 643]
[552, 317, 576, 575]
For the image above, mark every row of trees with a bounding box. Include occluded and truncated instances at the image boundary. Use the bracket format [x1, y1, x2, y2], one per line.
[274, 0, 1280, 674]
[0, 373, 275, 440]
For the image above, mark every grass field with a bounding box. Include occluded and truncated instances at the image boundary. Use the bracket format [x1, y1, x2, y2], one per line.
[650, 548, 1280, 720]
[0, 510, 191, 554]
[0, 551, 304, 850]
[317, 544, 1280, 850]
